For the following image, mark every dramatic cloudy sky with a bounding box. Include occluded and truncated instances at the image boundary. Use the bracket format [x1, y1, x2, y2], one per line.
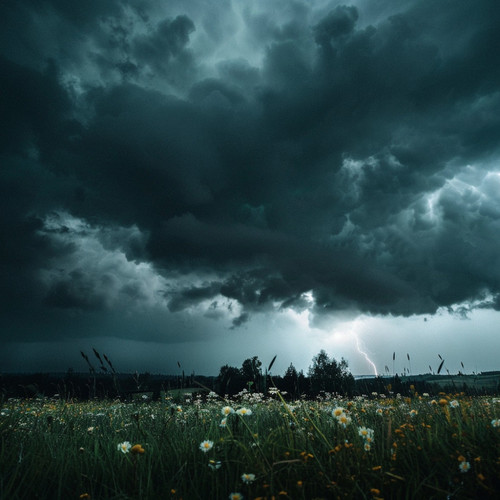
[1, 0, 500, 376]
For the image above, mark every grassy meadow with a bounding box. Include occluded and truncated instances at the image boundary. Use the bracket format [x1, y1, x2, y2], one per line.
[1, 389, 499, 499]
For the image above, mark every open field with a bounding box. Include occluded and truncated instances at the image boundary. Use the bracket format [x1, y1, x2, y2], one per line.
[1, 390, 499, 499]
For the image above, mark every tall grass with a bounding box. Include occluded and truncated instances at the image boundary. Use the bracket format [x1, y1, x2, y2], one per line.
[0, 390, 499, 499]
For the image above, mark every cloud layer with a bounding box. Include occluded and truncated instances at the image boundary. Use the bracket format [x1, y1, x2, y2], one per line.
[2, 0, 500, 349]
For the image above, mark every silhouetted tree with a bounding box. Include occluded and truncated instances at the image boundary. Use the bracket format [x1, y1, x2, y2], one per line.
[282, 363, 299, 397]
[216, 365, 245, 395]
[241, 356, 262, 391]
[308, 350, 354, 395]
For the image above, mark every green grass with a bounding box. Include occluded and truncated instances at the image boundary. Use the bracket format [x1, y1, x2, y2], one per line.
[1, 390, 499, 499]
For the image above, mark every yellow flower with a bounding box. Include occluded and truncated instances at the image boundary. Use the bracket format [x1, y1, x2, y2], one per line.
[439, 399, 448, 406]
[131, 444, 145, 454]
[370, 488, 381, 495]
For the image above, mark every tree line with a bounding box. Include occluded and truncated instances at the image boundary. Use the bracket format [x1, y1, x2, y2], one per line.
[215, 350, 354, 398]
[3, 348, 498, 400]
[0, 349, 355, 400]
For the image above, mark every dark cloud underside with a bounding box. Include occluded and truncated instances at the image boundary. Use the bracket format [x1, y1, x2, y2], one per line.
[1, 0, 500, 343]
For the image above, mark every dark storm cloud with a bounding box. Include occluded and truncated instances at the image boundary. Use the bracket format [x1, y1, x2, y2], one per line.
[167, 282, 222, 312]
[132, 15, 195, 72]
[2, 0, 500, 344]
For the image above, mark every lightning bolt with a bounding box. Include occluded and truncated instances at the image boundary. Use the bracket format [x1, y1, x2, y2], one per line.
[352, 331, 378, 376]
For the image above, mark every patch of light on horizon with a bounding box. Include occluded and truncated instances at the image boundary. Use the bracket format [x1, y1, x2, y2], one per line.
[282, 307, 311, 331]
[325, 316, 378, 375]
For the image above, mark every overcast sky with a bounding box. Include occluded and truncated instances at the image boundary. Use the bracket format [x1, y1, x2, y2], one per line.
[1, 0, 500, 377]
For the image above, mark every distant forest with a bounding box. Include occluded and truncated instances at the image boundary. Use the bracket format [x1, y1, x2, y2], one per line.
[2, 349, 499, 400]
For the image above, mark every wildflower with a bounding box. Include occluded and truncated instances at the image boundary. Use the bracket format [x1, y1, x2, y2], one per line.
[220, 418, 227, 427]
[337, 414, 352, 427]
[228, 493, 243, 500]
[409, 409, 418, 418]
[79, 494, 90, 499]
[221, 406, 234, 416]
[477, 473, 486, 481]
[199, 440, 214, 453]
[131, 444, 145, 455]
[208, 459, 222, 470]
[358, 426, 374, 441]
[117, 441, 131, 454]
[236, 408, 252, 416]
[376, 408, 383, 416]
[450, 400, 459, 408]
[87, 426, 95, 433]
[491, 419, 500, 427]
[364, 443, 371, 452]
[439, 399, 448, 406]
[241, 473, 256, 484]
[332, 406, 345, 418]
[370, 488, 380, 495]
[459, 461, 470, 473]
